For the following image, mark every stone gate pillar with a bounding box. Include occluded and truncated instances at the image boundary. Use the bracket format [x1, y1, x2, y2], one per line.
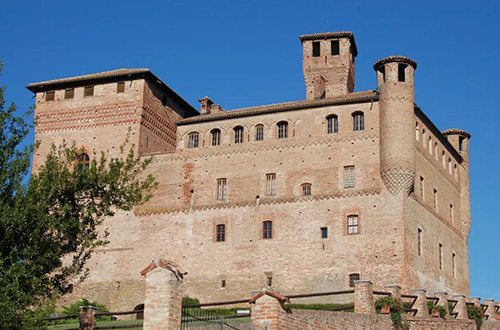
[451, 294, 468, 320]
[250, 290, 288, 330]
[354, 280, 375, 314]
[140, 258, 186, 330]
[79, 306, 97, 330]
[411, 288, 429, 317]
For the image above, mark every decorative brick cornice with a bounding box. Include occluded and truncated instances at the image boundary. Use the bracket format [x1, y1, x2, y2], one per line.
[373, 56, 417, 70]
[136, 189, 382, 216]
[409, 193, 464, 239]
[148, 134, 379, 163]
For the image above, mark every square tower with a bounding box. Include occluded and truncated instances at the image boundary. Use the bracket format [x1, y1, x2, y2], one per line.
[300, 31, 357, 99]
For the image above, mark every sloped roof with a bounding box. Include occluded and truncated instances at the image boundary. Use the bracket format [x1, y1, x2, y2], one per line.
[177, 90, 377, 125]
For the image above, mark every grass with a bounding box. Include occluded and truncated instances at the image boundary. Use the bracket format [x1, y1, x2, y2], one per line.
[45, 319, 143, 330]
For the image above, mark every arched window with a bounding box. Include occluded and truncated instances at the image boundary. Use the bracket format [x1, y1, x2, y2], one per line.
[442, 151, 446, 168]
[352, 112, 364, 131]
[133, 304, 144, 320]
[277, 121, 288, 139]
[448, 158, 452, 174]
[216, 224, 226, 242]
[422, 129, 426, 148]
[77, 153, 90, 171]
[255, 124, 264, 141]
[188, 132, 199, 148]
[301, 183, 312, 196]
[211, 129, 221, 146]
[326, 115, 338, 134]
[234, 126, 244, 144]
[434, 142, 439, 160]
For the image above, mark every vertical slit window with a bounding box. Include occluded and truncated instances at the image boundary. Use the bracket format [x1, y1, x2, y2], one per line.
[266, 173, 276, 196]
[439, 243, 443, 270]
[267, 276, 273, 286]
[420, 176, 425, 200]
[344, 166, 355, 188]
[452, 253, 456, 278]
[263, 221, 272, 239]
[255, 125, 264, 141]
[331, 40, 340, 55]
[216, 178, 227, 201]
[417, 228, 422, 256]
[433, 189, 438, 211]
[234, 126, 244, 144]
[352, 112, 364, 131]
[450, 204, 454, 225]
[216, 224, 226, 242]
[347, 215, 359, 235]
[277, 122, 288, 139]
[312, 42, 320, 57]
[188, 133, 199, 148]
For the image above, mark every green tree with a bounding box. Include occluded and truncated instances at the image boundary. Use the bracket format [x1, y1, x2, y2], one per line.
[0, 62, 157, 329]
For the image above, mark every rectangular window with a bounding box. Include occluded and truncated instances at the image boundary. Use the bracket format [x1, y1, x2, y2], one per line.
[302, 184, 311, 196]
[417, 228, 422, 256]
[263, 221, 272, 239]
[216, 178, 227, 201]
[266, 173, 276, 196]
[221, 279, 226, 288]
[439, 243, 443, 270]
[267, 276, 272, 286]
[331, 40, 340, 55]
[349, 273, 360, 287]
[255, 125, 264, 141]
[450, 204, 454, 225]
[216, 224, 226, 242]
[420, 176, 425, 200]
[344, 166, 355, 188]
[347, 215, 358, 235]
[398, 64, 406, 82]
[321, 227, 328, 239]
[312, 42, 320, 57]
[277, 122, 288, 139]
[188, 133, 199, 148]
[117, 82, 125, 93]
[433, 189, 438, 211]
[84, 86, 94, 97]
[234, 127, 244, 144]
[46, 91, 55, 101]
[64, 88, 74, 99]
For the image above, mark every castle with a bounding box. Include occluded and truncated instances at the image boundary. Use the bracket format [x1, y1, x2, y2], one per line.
[27, 31, 471, 312]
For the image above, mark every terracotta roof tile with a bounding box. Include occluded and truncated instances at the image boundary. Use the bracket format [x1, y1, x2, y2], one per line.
[177, 90, 377, 125]
[373, 56, 417, 70]
[27, 68, 150, 89]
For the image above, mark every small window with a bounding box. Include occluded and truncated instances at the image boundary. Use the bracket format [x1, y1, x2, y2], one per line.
[77, 153, 90, 172]
[415, 122, 419, 141]
[321, 227, 328, 239]
[448, 158, 452, 174]
[117, 82, 125, 93]
[301, 183, 312, 196]
[46, 91, 55, 101]
[442, 151, 446, 168]
[211, 129, 221, 147]
[433, 189, 438, 211]
[459, 136, 465, 151]
[84, 86, 94, 97]
[434, 142, 439, 159]
[266, 173, 276, 196]
[417, 228, 422, 256]
[439, 243, 443, 270]
[255, 125, 264, 141]
[277, 121, 288, 139]
[398, 64, 407, 82]
[216, 224, 226, 242]
[331, 40, 340, 55]
[347, 215, 359, 235]
[349, 273, 360, 287]
[234, 126, 244, 144]
[450, 204, 454, 225]
[217, 178, 227, 201]
[221, 280, 226, 288]
[452, 253, 456, 278]
[64, 88, 74, 99]
[428, 137, 433, 155]
[263, 221, 272, 239]
[312, 42, 320, 57]
[344, 166, 355, 188]
[352, 112, 364, 131]
[188, 132, 199, 148]
[267, 276, 273, 286]
[419, 176, 425, 200]
[326, 115, 338, 134]
[378, 66, 386, 82]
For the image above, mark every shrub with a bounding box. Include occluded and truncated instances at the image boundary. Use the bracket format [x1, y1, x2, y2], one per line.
[59, 299, 111, 323]
[182, 296, 200, 307]
[467, 305, 484, 330]
[375, 297, 405, 330]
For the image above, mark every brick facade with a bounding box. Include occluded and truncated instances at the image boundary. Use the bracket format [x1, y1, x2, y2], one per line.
[27, 31, 472, 312]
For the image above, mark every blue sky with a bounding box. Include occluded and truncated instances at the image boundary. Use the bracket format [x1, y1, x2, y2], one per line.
[1, 1, 499, 300]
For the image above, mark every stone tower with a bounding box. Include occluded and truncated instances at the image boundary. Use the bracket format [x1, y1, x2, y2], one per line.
[299, 31, 357, 100]
[374, 56, 418, 195]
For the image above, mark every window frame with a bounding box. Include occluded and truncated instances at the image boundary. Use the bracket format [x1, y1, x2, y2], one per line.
[312, 41, 320, 57]
[326, 115, 338, 134]
[46, 91, 55, 101]
[301, 183, 312, 196]
[331, 40, 340, 56]
[255, 124, 264, 141]
[117, 81, 125, 93]
[234, 126, 244, 144]
[352, 112, 364, 131]
[211, 129, 221, 147]
[349, 273, 360, 287]
[344, 166, 355, 188]
[84, 86, 94, 97]
[277, 121, 288, 139]
[347, 215, 359, 235]
[266, 173, 276, 196]
[216, 178, 227, 201]
[77, 153, 90, 172]
[216, 224, 226, 242]
[64, 88, 74, 99]
[262, 221, 273, 239]
[321, 227, 328, 239]
[188, 132, 199, 149]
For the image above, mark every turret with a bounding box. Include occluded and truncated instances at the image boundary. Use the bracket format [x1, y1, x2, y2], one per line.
[374, 56, 418, 195]
[299, 31, 357, 100]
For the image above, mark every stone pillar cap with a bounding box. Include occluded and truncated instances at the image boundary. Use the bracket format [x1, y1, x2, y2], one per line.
[353, 280, 372, 284]
[451, 294, 466, 298]
[140, 257, 187, 280]
[411, 288, 427, 292]
[469, 297, 481, 300]
[483, 299, 495, 302]
[385, 285, 402, 289]
[79, 306, 99, 310]
[434, 291, 448, 295]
